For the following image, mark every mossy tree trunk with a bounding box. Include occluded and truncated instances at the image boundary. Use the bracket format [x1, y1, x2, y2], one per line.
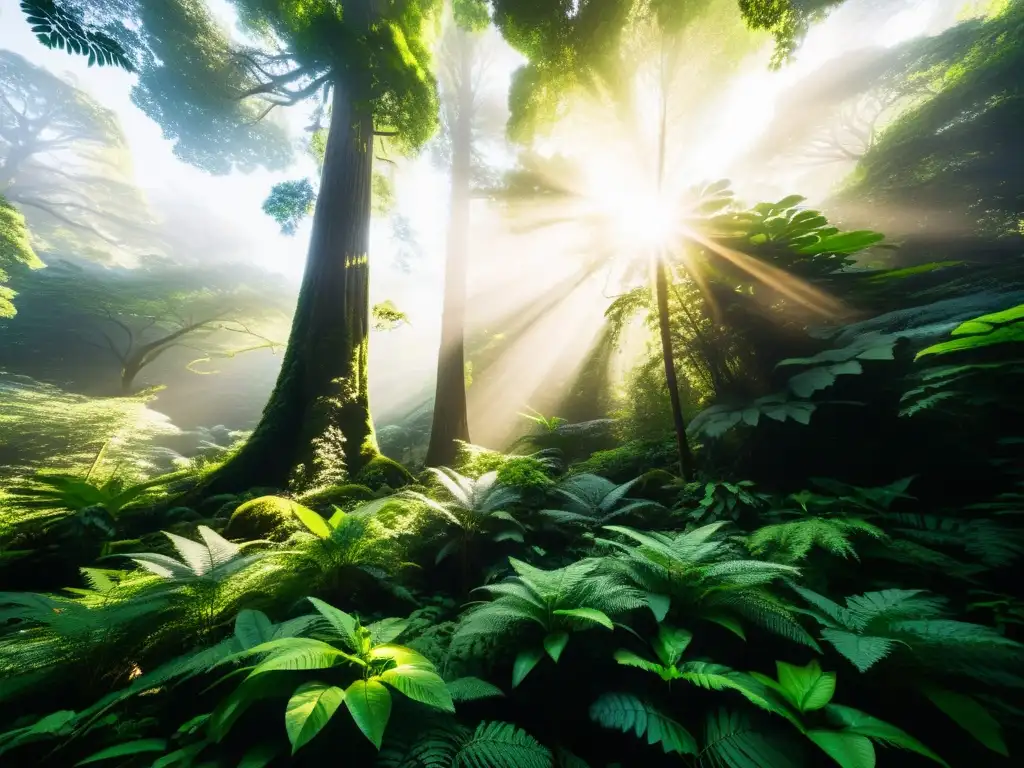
[201, 72, 378, 493]
[426, 30, 474, 468]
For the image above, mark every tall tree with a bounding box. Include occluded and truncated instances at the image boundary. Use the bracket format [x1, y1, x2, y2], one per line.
[0, 195, 43, 318]
[196, 0, 440, 491]
[424, 0, 496, 468]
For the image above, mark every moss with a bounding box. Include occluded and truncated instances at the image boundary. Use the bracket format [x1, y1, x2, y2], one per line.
[570, 439, 677, 483]
[453, 441, 506, 477]
[355, 455, 414, 490]
[224, 495, 302, 541]
[105, 539, 143, 555]
[298, 483, 377, 511]
[496, 456, 554, 492]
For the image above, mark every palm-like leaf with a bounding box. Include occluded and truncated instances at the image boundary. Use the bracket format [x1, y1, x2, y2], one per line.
[540, 474, 664, 532]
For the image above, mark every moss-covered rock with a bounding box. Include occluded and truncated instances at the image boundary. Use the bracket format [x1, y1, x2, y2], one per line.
[223, 495, 301, 541]
[355, 455, 414, 490]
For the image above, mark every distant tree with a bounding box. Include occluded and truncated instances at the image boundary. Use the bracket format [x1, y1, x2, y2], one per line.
[425, 0, 508, 468]
[0, 51, 156, 260]
[1, 257, 290, 394]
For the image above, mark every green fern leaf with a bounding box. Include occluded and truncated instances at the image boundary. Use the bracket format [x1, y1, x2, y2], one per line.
[589, 692, 697, 755]
[454, 721, 552, 768]
[700, 708, 800, 768]
[445, 677, 504, 702]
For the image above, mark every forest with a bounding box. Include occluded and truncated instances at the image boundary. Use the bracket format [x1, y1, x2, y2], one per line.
[0, 0, 1022, 766]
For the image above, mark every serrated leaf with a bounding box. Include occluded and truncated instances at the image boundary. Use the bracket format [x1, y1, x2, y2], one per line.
[445, 676, 505, 702]
[553, 607, 613, 629]
[652, 624, 692, 667]
[345, 679, 391, 749]
[285, 682, 345, 754]
[589, 692, 696, 755]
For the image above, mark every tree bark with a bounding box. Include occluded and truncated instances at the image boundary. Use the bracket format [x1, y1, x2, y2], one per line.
[199, 70, 378, 493]
[655, 256, 694, 482]
[426, 30, 474, 468]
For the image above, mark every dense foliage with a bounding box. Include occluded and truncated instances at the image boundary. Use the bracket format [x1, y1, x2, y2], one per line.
[1, 1, 1023, 767]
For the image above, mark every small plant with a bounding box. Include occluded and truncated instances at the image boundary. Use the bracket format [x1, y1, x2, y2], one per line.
[212, 598, 454, 752]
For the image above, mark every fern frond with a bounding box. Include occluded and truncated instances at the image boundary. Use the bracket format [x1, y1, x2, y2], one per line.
[700, 708, 801, 768]
[455, 721, 552, 768]
[589, 692, 697, 755]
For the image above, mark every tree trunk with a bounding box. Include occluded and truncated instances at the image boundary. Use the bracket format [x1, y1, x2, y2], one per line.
[200, 72, 378, 493]
[655, 256, 694, 482]
[426, 31, 474, 468]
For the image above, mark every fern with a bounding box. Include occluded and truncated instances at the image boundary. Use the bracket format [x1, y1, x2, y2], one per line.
[700, 708, 801, 768]
[589, 692, 697, 755]
[539, 474, 664, 532]
[378, 720, 552, 768]
[794, 584, 1024, 682]
[748, 517, 885, 563]
[456, 557, 643, 686]
[599, 523, 816, 647]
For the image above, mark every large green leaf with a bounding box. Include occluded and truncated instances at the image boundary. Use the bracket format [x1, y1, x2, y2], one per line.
[235, 609, 274, 650]
[285, 682, 345, 754]
[290, 503, 332, 538]
[543, 631, 570, 662]
[249, 638, 357, 676]
[513, 647, 545, 688]
[825, 704, 949, 766]
[345, 679, 392, 749]
[208, 673, 293, 742]
[921, 686, 1007, 756]
[701, 708, 801, 768]
[552, 608, 613, 629]
[306, 597, 361, 651]
[379, 665, 455, 712]
[652, 625, 692, 667]
[75, 739, 168, 765]
[807, 731, 875, 768]
[776, 660, 836, 713]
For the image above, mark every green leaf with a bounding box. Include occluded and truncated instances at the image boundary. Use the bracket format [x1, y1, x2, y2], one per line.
[825, 704, 949, 766]
[75, 739, 168, 765]
[652, 624, 692, 667]
[613, 649, 668, 676]
[445, 676, 505, 702]
[589, 692, 696, 755]
[807, 730, 875, 768]
[367, 617, 408, 645]
[238, 743, 280, 768]
[544, 631, 570, 662]
[248, 638, 356, 676]
[513, 647, 545, 688]
[702, 708, 801, 768]
[235, 609, 274, 650]
[456, 721, 553, 768]
[345, 679, 392, 749]
[921, 686, 1007, 756]
[379, 665, 455, 712]
[285, 682, 345, 754]
[552, 608, 613, 629]
[647, 593, 671, 622]
[776, 659, 836, 712]
[819, 630, 894, 672]
[306, 597, 360, 650]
